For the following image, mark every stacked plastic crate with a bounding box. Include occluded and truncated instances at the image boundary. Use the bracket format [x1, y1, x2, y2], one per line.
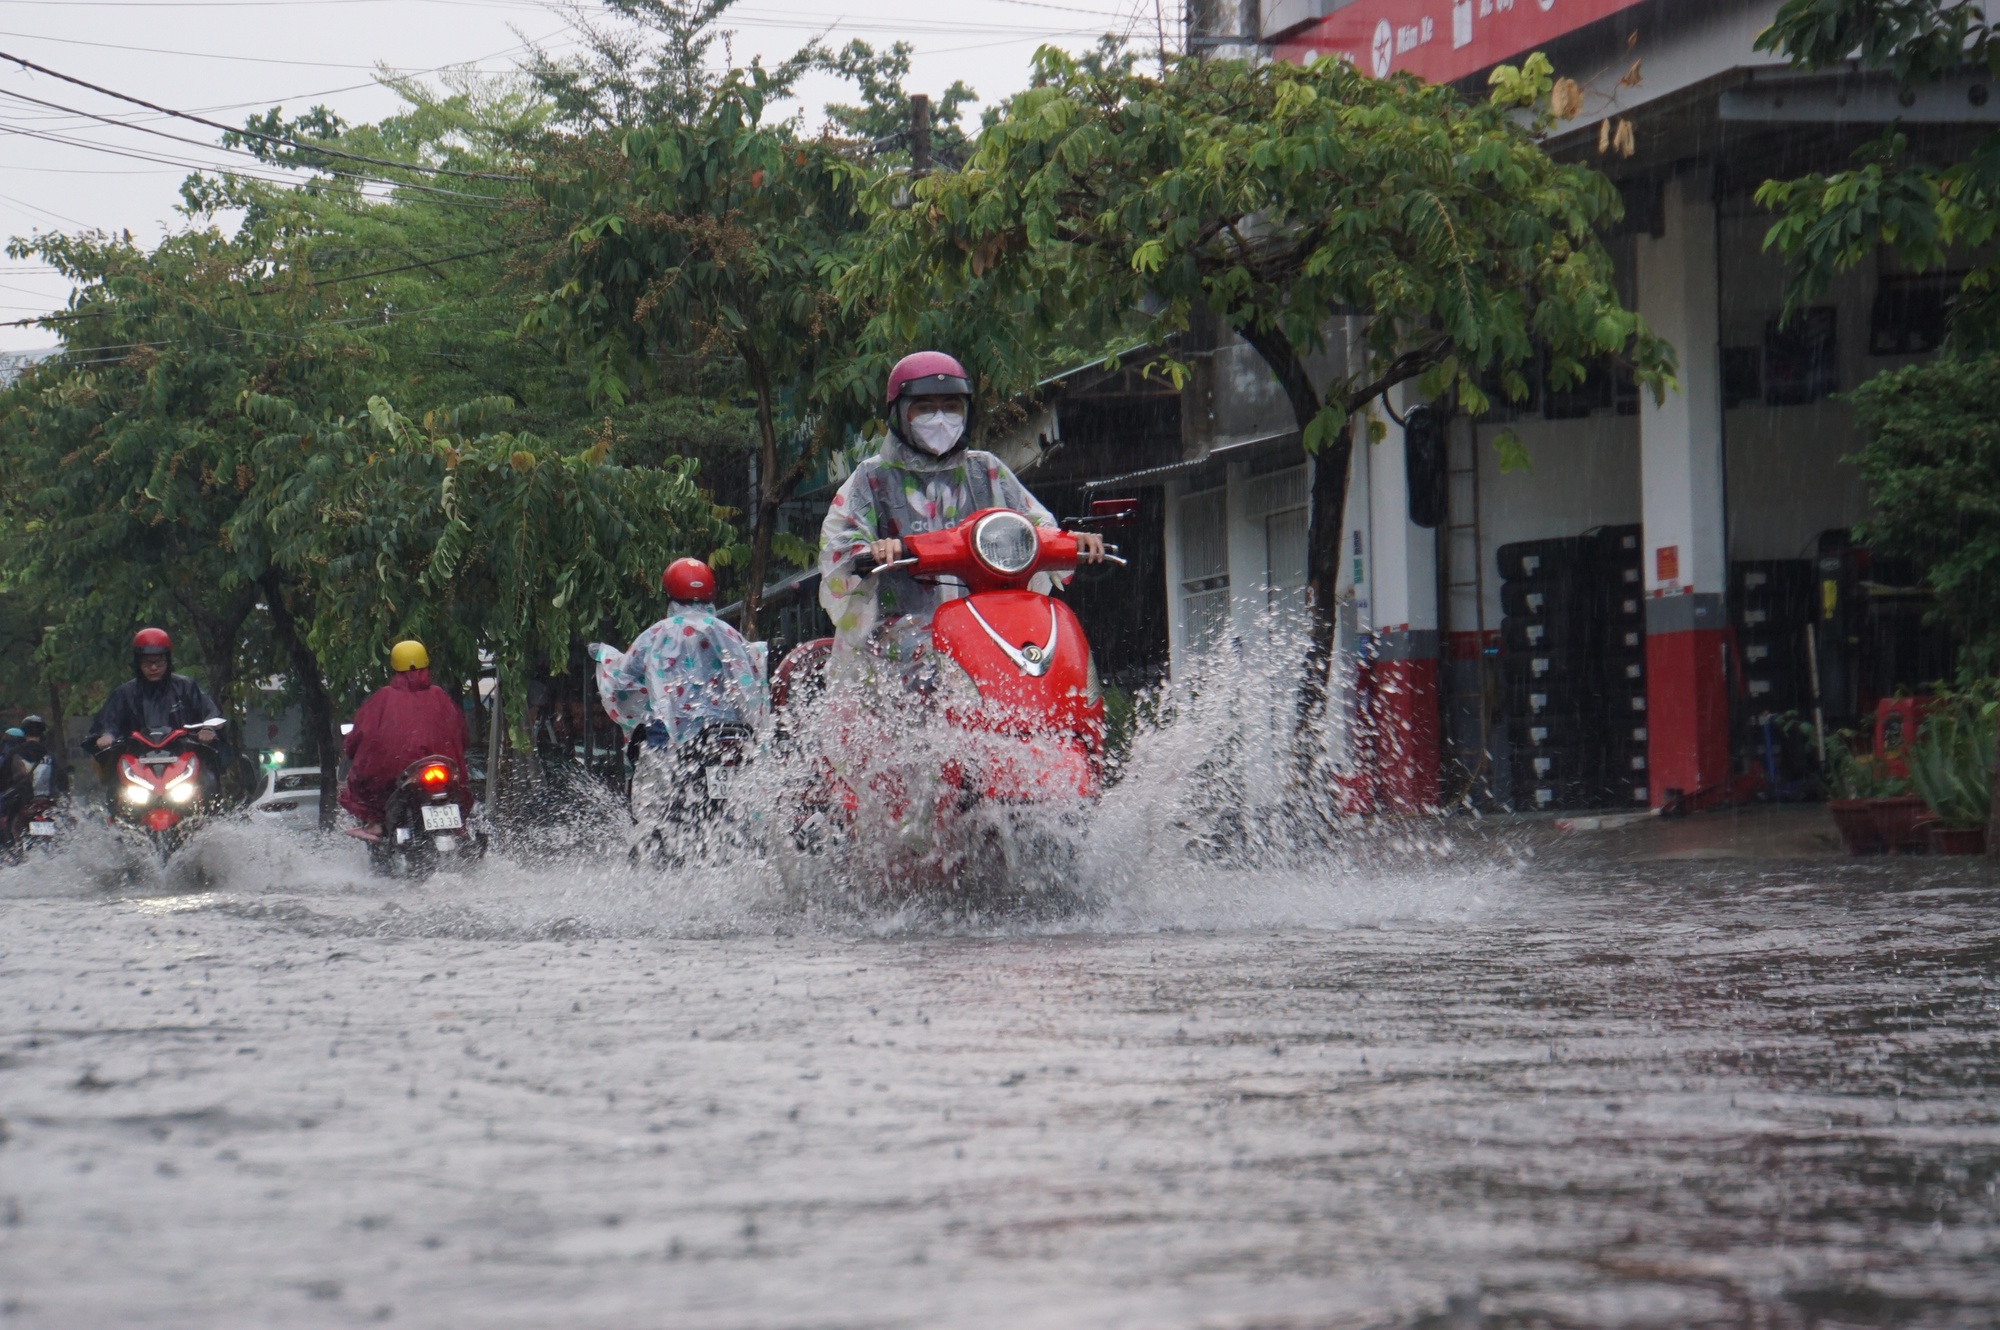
[1498, 537, 1600, 810]
[1593, 525, 1650, 807]
[1731, 559, 1815, 783]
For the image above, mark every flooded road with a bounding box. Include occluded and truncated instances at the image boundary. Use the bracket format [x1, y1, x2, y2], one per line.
[1, 825, 1996, 1328]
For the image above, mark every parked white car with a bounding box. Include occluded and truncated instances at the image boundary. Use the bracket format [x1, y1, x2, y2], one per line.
[249, 767, 324, 831]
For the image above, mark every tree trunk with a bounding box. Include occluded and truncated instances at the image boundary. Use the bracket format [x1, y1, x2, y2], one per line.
[174, 583, 257, 795]
[173, 584, 257, 719]
[1231, 322, 1451, 667]
[43, 674, 68, 783]
[260, 571, 340, 830]
[1231, 320, 1353, 678]
[740, 342, 782, 642]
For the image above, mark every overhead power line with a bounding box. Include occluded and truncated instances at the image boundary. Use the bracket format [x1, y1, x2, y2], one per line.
[0, 86, 514, 203]
[0, 115, 512, 205]
[0, 48, 526, 180]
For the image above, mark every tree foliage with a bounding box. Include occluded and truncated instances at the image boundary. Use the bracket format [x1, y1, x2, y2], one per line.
[854, 44, 1671, 655]
[236, 392, 730, 698]
[0, 70, 746, 806]
[1846, 355, 2000, 665]
[1755, 0, 2000, 348]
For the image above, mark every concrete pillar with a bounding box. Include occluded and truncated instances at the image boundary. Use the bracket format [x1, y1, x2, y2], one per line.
[1365, 388, 1441, 811]
[1637, 169, 1731, 809]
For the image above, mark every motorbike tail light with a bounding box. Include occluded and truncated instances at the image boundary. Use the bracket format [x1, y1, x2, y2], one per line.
[971, 511, 1039, 575]
[419, 763, 451, 789]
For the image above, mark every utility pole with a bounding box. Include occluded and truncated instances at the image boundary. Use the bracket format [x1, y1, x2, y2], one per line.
[909, 94, 932, 177]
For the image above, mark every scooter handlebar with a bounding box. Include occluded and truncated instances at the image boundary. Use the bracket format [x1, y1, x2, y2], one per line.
[849, 551, 917, 577]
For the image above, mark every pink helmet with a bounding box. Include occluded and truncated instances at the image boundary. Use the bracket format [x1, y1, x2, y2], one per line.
[885, 351, 971, 404]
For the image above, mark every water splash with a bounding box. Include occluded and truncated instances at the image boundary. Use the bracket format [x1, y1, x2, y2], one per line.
[1, 625, 1510, 939]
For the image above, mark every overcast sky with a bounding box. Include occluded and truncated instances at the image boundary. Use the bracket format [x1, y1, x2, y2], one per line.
[0, 0, 1162, 350]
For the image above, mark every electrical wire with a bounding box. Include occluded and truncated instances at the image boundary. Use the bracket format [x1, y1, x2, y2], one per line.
[0, 118, 514, 206]
[0, 50, 526, 180]
[0, 86, 518, 203]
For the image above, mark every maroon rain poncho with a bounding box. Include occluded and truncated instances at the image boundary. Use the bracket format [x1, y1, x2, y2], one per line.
[339, 668, 471, 824]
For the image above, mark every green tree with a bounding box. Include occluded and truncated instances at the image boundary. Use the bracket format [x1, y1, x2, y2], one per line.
[1844, 354, 2000, 851]
[822, 39, 977, 166]
[0, 222, 351, 759]
[853, 44, 1672, 670]
[235, 393, 730, 732]
[528, 0, 817, 131]
[1754, 0, 2000, 854]
[1755, 0, 2000, 347]
[0, 73, 745, 817]
[1847, 357, 2000, 658]
[530, 60, 873, 637]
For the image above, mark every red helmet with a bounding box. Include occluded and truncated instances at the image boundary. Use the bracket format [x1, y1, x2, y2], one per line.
[663, 557, 715, 602]
[133, 627, 172, 655]
[884, 351, 971, 404]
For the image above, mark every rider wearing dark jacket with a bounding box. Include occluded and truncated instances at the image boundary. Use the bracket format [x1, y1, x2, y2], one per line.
[87, 629, 224, 750]
[0, 716, 59, 829]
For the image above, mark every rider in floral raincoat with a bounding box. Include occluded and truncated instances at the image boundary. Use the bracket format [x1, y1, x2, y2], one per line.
[591, 558, 768, 749]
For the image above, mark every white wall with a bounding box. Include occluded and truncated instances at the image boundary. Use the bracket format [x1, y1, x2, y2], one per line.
[1469, 412, 1641, 626]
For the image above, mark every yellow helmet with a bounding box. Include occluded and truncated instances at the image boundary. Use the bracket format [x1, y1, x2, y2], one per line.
[389, 640, 429, 672]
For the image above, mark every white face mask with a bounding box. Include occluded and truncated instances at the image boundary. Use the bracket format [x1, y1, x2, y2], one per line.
[907, 407, 966, 456]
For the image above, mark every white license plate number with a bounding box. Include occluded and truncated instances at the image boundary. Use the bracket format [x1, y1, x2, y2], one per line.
[421, 804, 463, 831]
[705, 767, 735, 800]
[28, 821, 55, 837]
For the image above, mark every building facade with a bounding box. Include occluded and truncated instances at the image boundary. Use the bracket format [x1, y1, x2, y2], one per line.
[1034, 0, 1981, 811]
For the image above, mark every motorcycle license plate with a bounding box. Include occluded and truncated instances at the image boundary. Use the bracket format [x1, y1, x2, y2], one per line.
[705, 766, 735, 800]
[28, 821, 55, 838]
[421, 804, 463, 831]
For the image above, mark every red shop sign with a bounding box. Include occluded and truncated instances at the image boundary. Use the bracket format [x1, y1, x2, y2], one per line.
[1274, 0, 1645, 85]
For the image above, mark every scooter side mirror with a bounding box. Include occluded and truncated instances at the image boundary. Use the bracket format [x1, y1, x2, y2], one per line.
[1065, 497, 1140, 530]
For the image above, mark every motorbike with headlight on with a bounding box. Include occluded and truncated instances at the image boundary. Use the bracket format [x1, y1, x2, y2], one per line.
[772, 500, 1135, 902]
[106, 720, 229, 862]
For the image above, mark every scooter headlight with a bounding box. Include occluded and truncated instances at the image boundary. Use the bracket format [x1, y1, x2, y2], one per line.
[167, 783, 196, 804]
[971, 511, 1038, 576]
[120, 783, 152, 805]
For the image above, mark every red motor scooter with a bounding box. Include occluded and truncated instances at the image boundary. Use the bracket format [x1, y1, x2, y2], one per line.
[772, 500, 1134, 901]
[105, 721, 228, 863]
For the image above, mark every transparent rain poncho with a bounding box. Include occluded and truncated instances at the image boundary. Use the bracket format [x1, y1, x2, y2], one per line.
[817, 434, 1065, 678]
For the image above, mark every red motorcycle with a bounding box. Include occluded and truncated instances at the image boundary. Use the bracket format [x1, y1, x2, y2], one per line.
[105, 721, 227, 862]
[772, 501, 1133, 901]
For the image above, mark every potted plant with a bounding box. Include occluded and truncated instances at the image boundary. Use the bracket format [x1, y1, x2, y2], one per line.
[1907, 685, 1997, 856]
[1825, 731, 1902, 855]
